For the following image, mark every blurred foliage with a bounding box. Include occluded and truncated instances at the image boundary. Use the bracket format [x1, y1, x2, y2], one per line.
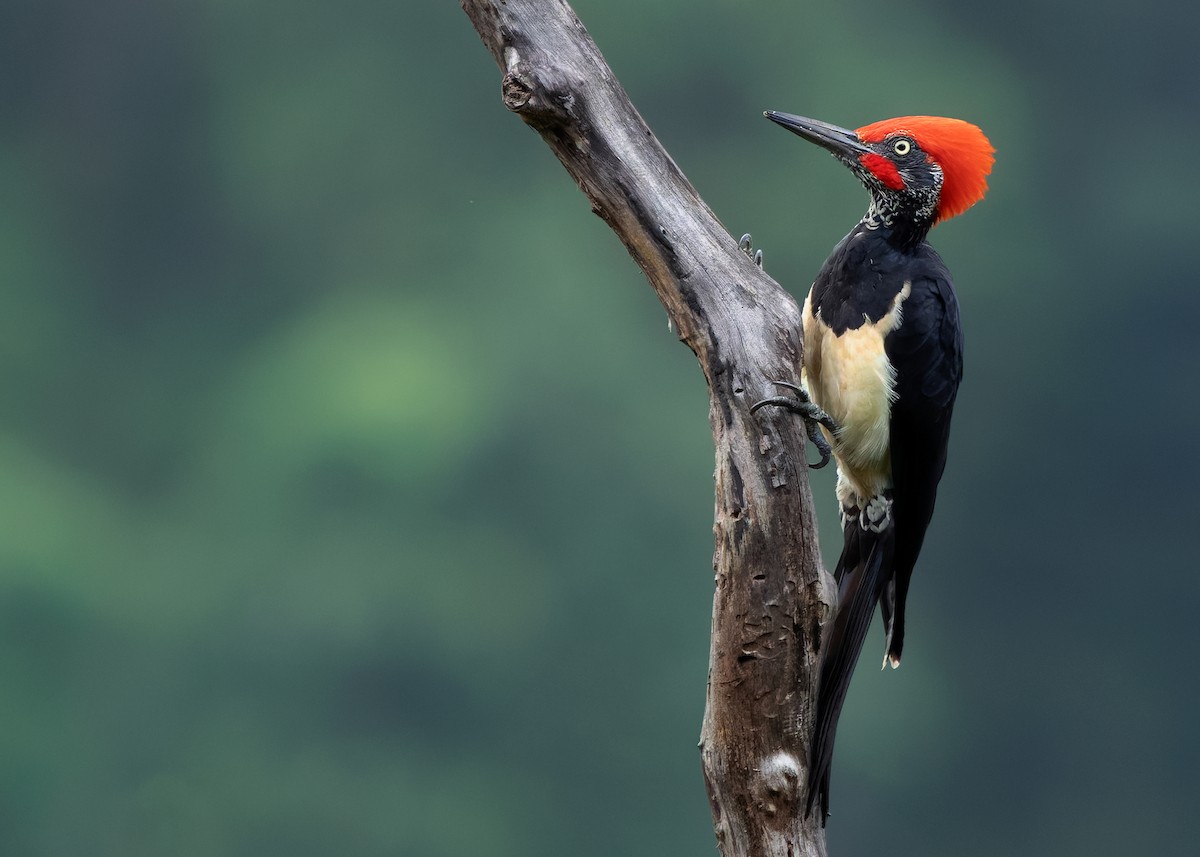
[0, 0, 1197, 855]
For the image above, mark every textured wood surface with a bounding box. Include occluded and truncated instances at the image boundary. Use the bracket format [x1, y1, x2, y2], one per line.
[461, 3, 833, 854]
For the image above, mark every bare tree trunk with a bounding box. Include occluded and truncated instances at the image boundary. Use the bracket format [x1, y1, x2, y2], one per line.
[461, 2, 832, 855]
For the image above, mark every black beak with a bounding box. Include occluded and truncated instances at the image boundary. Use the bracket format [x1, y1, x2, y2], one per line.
[764, 111, 870, 159]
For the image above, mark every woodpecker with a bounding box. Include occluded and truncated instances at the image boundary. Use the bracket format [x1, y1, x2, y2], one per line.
[750, 112, 994, 821]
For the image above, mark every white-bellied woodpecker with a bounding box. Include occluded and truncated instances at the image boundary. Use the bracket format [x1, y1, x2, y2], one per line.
[750, 112, 994, 822]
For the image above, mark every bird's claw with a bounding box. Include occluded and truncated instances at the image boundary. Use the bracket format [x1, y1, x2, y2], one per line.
[739, 233, 763, 268]
[751, 381, 840, 469]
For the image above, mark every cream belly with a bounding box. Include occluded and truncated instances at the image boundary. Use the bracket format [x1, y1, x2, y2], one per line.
[801, 284, 911, 505]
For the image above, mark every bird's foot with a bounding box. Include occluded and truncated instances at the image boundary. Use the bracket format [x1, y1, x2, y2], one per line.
[751, 381, 840, 469]
[739, 233, 763, 268]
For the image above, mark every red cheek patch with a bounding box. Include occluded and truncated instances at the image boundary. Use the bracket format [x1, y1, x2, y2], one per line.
[859, 153, 905, 190]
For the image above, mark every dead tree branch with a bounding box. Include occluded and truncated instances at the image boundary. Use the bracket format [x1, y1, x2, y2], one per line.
[461, 2, 832, 855]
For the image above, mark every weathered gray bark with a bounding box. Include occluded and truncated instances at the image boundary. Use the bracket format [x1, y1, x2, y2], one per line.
[461, 2, 832, 855]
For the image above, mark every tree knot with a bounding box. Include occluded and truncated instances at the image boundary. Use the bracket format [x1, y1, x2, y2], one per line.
[502, 67, 534, 111]
[501, 47, 580, 128]
[753, 752, 804, 824]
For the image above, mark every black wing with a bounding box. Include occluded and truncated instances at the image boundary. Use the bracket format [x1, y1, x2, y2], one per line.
[881, 270, 963, 666]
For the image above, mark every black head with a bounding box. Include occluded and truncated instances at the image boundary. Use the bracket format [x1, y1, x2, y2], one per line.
[765, 111, 945, 234]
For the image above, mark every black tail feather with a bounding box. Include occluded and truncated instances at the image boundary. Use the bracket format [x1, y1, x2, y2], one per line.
[805, 517, 895, 822]
[885, 573, 910, 668]
[879, 576, 895, 664]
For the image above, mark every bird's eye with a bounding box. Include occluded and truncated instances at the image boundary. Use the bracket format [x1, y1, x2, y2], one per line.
[892, 139, 912, 156]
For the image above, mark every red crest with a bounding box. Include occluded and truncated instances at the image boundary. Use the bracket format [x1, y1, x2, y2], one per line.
[856, 116, 995, 223]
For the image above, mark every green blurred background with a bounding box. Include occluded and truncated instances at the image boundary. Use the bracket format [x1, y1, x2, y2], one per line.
[3, 0, 1197, 854]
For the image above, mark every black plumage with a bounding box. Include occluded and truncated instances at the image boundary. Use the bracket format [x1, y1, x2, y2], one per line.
[803, 226, 962, 819]
[755, 111, 989, 823]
